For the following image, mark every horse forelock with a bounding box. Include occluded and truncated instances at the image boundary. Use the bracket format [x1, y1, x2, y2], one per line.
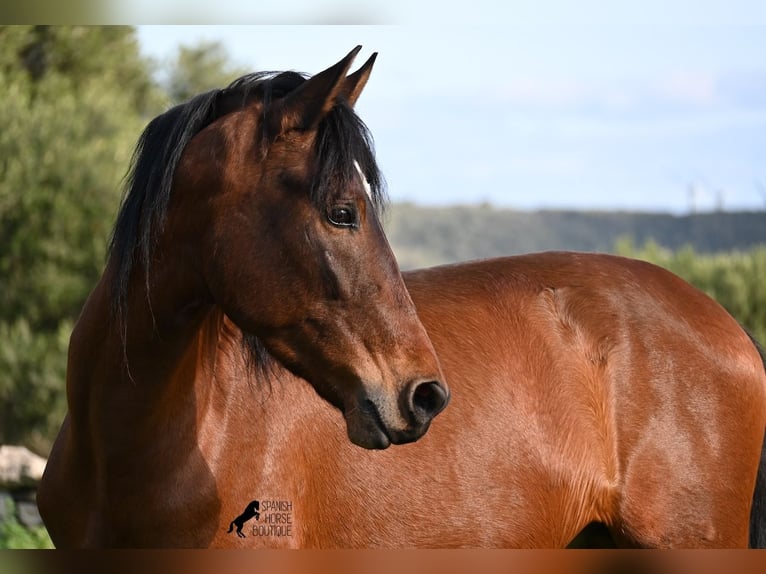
[311, 99, 387, 214]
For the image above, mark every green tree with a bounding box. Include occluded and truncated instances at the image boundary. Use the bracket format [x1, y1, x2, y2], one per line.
[164, 40, 249, 104]
[0, 26, 163, 455]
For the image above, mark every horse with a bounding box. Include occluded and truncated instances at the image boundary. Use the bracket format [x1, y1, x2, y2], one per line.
[37, 47, 766, 548]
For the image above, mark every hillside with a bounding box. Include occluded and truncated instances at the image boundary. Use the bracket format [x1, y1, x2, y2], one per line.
[383, 203, 766, 269]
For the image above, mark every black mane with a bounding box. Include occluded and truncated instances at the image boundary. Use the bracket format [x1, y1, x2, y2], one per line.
[107, 70, 387, 341]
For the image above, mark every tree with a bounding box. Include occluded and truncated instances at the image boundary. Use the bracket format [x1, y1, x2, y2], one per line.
[0, 28, 253, 457]
[0, 26, 163, 454]
[164, 40, 249, 104]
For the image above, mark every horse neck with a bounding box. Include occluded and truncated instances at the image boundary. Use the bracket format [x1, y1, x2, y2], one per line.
[66, 248, 217, 427]
[124, 259, 211, 383]
[64, 268, 265, 525]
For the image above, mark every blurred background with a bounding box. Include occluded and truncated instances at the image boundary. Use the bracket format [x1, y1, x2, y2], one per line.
[0, 17, 764, 547]
[134, 23, 766, 213]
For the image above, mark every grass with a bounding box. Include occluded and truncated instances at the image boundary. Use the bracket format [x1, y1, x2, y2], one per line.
[0, 497, 53, 549]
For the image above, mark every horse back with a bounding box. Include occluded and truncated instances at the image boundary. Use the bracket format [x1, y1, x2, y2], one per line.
[403, 251, 764, 392]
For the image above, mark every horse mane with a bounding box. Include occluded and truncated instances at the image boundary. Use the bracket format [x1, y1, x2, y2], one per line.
[107, 69, 387, 371]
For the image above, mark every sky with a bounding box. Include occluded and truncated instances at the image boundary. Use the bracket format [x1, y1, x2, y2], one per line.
[134, 6, 766, 213]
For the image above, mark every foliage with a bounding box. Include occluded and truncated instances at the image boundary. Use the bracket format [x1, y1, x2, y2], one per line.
[0, 320, 70, 454]
[0, 26, 162, 455]
[0, 497, 53, 549]
[163, 40, 249, 104]
[0, 28, 255, 457]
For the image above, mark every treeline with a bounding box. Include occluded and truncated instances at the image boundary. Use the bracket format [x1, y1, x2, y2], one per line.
[384, 203, 766, 270]
[0, 27, 764, 457]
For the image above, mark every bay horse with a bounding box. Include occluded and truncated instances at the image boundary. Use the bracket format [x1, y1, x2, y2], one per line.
[38, 47, 766, 548]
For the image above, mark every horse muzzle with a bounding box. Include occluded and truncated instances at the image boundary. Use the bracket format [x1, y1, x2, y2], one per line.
[344, 379, 450, 449]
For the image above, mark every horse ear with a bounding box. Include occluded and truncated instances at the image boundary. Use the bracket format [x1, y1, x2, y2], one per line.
[270, 46, 362, 135]
[341, 52, 377, 108]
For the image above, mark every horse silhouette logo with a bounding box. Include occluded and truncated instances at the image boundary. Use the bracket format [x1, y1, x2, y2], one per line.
[227, 500, 260, 538]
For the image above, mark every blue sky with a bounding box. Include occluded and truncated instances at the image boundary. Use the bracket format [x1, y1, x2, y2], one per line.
[135, 17, 766, 213]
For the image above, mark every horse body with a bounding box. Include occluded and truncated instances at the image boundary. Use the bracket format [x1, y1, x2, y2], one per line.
[45, 252, 766, 548]
[206, 253, 763, 548]
[38, 48, 766, 548]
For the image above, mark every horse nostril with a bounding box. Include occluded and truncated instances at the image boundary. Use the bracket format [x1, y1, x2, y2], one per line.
[409, 380, 449, 424]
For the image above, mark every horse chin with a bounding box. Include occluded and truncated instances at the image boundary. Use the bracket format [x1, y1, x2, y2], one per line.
[344, 408, 392, 450]
[346, 423, 392, 450]
[343, 401, 432, 450]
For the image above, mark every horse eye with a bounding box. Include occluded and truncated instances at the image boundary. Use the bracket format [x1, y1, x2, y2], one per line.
[328, 206, 357, 228]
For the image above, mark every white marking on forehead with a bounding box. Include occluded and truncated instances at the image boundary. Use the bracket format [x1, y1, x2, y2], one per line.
[353, 160, 372, 199]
